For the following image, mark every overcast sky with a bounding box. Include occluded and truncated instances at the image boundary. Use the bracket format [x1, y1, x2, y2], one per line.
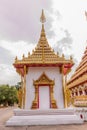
[0, 0, 87, 85]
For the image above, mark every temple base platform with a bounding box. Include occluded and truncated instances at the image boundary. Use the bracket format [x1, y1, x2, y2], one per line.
[6, 108, 83, 126]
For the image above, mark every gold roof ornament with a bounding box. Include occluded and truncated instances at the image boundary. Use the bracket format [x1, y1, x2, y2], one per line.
[62, 54, 65, 58]
[15, 56, 18, 62]
[28, 52, 30, 57]
[40, 9, 46, 23]
[57, 52, 59, 56]
[22, 54, 25, 59]
[70, 55, 73, 60]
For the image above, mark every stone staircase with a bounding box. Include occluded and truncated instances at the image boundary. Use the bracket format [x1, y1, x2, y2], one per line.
[6, 108, 83, 126]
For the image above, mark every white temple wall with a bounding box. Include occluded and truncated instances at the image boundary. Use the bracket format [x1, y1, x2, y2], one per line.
[25, 67, 64, 109]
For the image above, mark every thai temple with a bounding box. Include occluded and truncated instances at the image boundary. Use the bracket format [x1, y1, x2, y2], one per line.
[67, 46, 87, 107]
[6, 10, 84, 126]
[13, 10, 74, 110]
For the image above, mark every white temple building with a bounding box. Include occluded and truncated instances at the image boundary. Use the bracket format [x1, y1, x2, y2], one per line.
[6, 10, 83, 126]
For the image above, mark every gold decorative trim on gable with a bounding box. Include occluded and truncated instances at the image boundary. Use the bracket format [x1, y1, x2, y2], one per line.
[33, 72, 54, 86]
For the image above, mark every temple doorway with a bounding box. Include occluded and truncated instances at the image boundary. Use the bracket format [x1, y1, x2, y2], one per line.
[31, 72, 57, 109]
[39, 86, 50, 109]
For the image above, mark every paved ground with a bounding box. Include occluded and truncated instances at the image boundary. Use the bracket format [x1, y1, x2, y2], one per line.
[0, 107, 87, 130]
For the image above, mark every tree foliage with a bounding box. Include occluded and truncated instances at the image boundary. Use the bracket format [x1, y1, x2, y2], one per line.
[0, 84, 18, 106]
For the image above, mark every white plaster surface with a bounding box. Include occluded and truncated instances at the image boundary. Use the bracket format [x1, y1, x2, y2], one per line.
[6, 109, 83, 126]
[75, 108, 87, 121]
[39, 86, 50, 109]
[25, 67, 64, 109]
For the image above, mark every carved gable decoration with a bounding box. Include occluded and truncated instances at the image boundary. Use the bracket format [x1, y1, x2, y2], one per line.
[33, 72, 54, 86]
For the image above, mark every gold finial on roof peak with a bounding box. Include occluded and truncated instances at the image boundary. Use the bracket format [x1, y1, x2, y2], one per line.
[22, 54, 25, 59]
[62, 54, 65, 58]
[15, 56, 18, 61]
[40, 9, 46, 23]
[28, 52, 30, 57]
[70, 55, 73, 60]
[57, 52, 59, 56]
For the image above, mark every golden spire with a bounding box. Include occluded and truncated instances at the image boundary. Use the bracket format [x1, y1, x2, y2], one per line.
[40, 9, 46, 23]
[40, 9, 46, 38]
[15, 56, 18, 62]
[40, 9, 46, 62]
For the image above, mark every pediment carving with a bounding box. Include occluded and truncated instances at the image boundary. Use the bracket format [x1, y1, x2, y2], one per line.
[33, 72, 54, 85]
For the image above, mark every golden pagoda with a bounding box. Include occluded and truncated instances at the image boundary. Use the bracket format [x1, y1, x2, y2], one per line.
[67, 46, 87, 107]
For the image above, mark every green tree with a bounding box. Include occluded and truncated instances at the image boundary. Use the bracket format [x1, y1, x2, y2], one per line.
[0, 85, 18, 106]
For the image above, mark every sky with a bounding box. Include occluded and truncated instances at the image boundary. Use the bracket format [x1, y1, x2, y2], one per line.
[0, 0, 87, 85]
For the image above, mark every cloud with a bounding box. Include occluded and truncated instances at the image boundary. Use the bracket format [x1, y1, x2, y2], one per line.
[54, 29, 73, 56]
[67, 56, 79, 80]
[58, 29, 73, 46]
[0, 47, 14, 65]
[55, 10, 62, 21]
[0, 64, 20, 85]
[0, 0, 55, 42]
[45, 11, 56, 38]
[0, 40, 35, 59]
[0, 40, 35, 85]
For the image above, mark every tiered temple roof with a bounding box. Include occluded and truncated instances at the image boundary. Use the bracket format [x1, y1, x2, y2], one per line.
[67, 46, 87, 88]
[13, 10, 73, 76]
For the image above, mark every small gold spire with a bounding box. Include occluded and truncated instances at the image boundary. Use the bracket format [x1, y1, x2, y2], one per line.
[40, 9, 46, 23]
[22, 54, 25, 59]
[62, 54, 65, 58]
[32, 49, 34, 53]
[15, 56, 18, 61]
[28, 52, 30, 57]
[70, 55, 73, 60]
[57, 52, 59, 56]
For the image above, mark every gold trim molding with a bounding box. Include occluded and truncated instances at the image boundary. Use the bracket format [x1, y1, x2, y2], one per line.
[31, 72, 57, 109]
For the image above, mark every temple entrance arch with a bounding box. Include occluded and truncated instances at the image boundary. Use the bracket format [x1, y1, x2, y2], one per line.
[31, 72, 57, 109]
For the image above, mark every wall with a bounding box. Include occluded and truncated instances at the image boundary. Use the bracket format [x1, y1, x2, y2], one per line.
[25, 67, 64, 109]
